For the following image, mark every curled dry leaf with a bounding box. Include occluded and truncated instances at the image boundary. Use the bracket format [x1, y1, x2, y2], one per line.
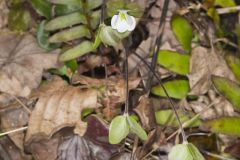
[188, 46, 235, 95]
[25, 77, 99, 144]
[133, 95, 156, 131]
[0, 33, 59, 98]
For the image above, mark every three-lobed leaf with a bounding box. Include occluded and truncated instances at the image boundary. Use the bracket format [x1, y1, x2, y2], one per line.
[151, 80, 190, 99]
[157, 50, 190, 75]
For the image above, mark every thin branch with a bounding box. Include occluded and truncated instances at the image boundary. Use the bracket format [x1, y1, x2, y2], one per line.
[217, 5, 240, 14]
[9, 94, 31, 114]
[0, 126, 28, 137]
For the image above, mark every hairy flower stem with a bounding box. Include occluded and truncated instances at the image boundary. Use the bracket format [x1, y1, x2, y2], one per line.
[100, 0, 106, 24]
[146, 0, 170, 92]
[133, 52, 187, 143]
[123, 46, 130, 115]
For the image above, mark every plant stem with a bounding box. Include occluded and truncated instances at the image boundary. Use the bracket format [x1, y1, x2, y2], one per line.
[123, 46, 129, 115]
[100, 0, 106, 24]
[133, 52, 187, 142]
[146, 0, 170, 91]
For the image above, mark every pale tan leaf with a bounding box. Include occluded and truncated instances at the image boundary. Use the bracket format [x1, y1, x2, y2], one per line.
[188, 47, 235, 95]
[0, 107, 29, 151]
[72, 74, 141, 104]
[0, 0, 8, 29]
[0, 33, 60, 98]
[25, 78, 99, 143]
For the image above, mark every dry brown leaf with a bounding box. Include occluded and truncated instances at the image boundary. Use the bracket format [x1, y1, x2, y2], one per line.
[0, 0, 8, 29]
[188, 90, 236, 120]
[0, 107, 29, 151]
[0, 33, 60, 98]
[72, 74, 140, 104]
[0, 136, 32, 160]
[25, 78, 99, 144]
[188, 46, 236, 95]
[134, 95, 156, 131]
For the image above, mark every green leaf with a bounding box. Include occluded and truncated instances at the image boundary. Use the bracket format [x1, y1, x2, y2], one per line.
[212, 75, 240, 110]
[37, 21, 61, 50]
[207, 7, 220, 26]
[214, 0, 236, 7]
[50, 0, 80, 5]
[225, 54, 240, 82]
[59, 41, 94, 61]
[65, 59, 78, 72]
[168, 143, 205, 160]
[30, 0, 52, 19]
[127, 116, 148, 141]
[49, 25, 90, 43]
[109, 115, 129, 144]
[55, 4, 80, 16]
[45, 10, 100, 31]
[126, 3, 144, 18]
[155, 110, 201, 128]
[81, 108, 94, 118]
[171, 15, 193, 53]
[202, 117, 240, 136]
[151, 80, 190, 99]
[44, 12, 86, 31]
[99, 24, 130, 46]
[93, 28, 102, 49]
[8, 5, 31, 32]
[52, 0, 102, 10]
[107, 0, 125, 17]
[157, 50, 190, 75]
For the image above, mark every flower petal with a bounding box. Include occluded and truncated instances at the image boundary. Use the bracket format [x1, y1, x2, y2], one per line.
[116, 20, 128, 33]
[126, 15, 136, 31]
[111, 15, 119, 29]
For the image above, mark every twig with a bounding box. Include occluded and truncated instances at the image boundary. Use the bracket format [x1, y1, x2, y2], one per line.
[204, 151, 237, 160]
[9, 94, 31, 114]
[0, 126, 28, 137]
[217, 5, 240, 14]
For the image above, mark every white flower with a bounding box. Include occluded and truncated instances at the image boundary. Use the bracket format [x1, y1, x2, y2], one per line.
[111, 10, 136, 33]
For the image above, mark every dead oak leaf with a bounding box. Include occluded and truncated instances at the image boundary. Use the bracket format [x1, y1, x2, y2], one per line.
[25, 78, 99, 144]
[188, 46, 235, 95]
[0, 33, 59, 98]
